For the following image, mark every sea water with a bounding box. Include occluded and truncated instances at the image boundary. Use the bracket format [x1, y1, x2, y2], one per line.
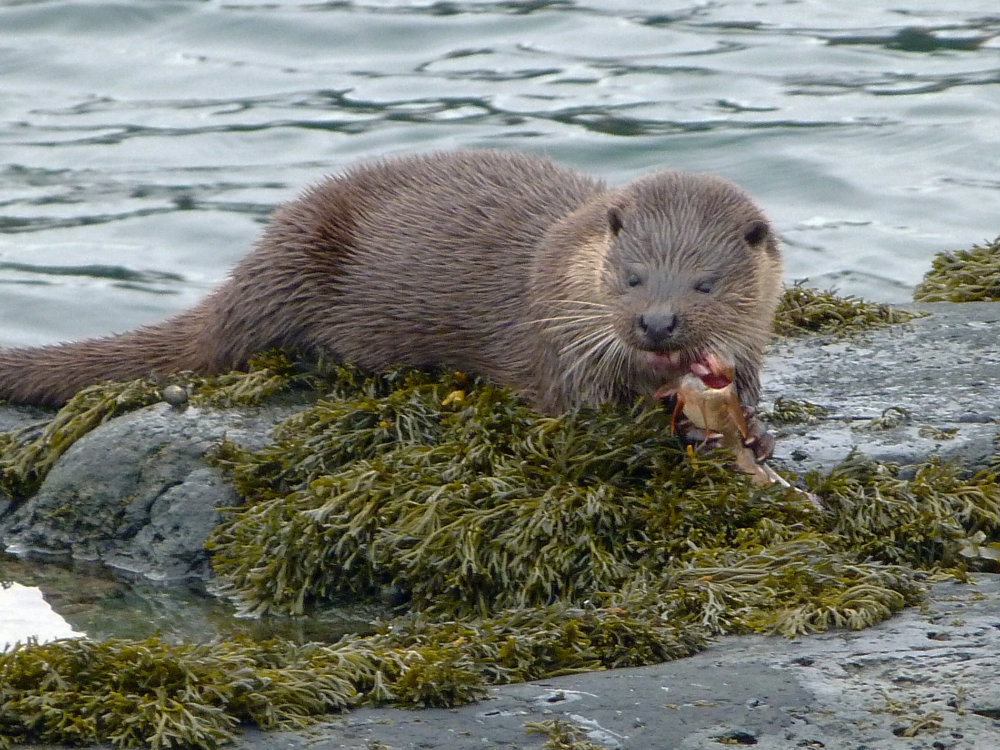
[1, 0, 999, 640]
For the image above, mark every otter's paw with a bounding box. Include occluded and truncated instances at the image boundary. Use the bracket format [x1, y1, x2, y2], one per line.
[671, 414, 724, 451]
[741, 406, 775, 461]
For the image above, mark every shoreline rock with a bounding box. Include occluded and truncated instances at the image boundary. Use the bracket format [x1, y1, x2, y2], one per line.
[4, 302, 999, 580]
[1, 403, 295, 581]
[2, 301, 1000, 749]
[219, 575, 1000, 750]
[763, 301, 1000, 477]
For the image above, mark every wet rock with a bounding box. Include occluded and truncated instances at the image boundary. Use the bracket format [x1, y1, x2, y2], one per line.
[3, 301, 1000, 582]
[0, 403, 292, 581]
[2, 301, 1000, 749]
[763, 301, 1000, 475]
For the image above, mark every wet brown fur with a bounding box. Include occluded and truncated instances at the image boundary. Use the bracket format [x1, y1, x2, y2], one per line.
[0, 150, 782, 412]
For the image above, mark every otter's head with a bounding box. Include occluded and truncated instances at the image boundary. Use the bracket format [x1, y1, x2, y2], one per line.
[598, 171, 782, 381]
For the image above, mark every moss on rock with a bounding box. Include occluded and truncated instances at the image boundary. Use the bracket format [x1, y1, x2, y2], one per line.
[0, 379, 162, 500]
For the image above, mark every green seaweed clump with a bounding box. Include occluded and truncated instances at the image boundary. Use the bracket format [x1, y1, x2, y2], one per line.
[206, 368, 1000, 633]
[207, 369, 842, 623]
[526, 719, 606, 749]
[4, 367, 1000, 749]
[913, 236, 1000, 302]
[185, 351, 320, 409]
[0, 636, 357, 749]
[765, 397, 830, 425]
[205, 367, 998, 637]
[0, 605, 701, 749]
[774, 282, 916, 336]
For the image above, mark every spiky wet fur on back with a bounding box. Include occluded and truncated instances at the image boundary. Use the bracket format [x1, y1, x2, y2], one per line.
[0, 150, 781, 411]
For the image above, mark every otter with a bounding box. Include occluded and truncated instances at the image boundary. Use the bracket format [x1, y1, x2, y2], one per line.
[0, 150, 782, 451]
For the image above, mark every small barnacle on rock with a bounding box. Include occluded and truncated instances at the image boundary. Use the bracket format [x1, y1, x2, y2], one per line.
[160, 383, 189, 407]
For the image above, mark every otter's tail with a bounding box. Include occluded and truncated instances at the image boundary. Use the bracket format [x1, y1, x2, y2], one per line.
[0, 299, 225, 407]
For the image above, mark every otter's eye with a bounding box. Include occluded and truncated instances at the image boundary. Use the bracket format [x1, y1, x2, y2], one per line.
[694, 277, 716, 294]
[624, 265, 644, 288]
[744, 220, 768, 246]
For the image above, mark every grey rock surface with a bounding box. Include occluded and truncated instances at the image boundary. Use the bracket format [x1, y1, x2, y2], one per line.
[258, 576, 1000, 750]
[763, 301, 1000, 476]
[3, 301, 1000, 749]
[0, 402, 293, 581]
[0, 403, 50, 435]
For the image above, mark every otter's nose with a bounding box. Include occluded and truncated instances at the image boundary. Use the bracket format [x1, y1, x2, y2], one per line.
[637, 312, 678, 349]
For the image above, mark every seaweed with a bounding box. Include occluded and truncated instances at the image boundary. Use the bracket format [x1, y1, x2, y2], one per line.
[0, 605, 701, 748]
[526, 719, 606, 749]
[774, 282, 916, 337]
[913, 236, 1000, 303]
[3, 289, 1000, 748]
[0, 636, 357, 749]
[764, 397, 830, 425]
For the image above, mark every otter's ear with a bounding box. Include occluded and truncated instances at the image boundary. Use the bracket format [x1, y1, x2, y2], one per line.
[608, 206, 625, 236]
[744, 220, 768, 246]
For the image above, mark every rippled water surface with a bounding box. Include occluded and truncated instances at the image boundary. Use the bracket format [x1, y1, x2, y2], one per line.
[1, 0, 1000, 643]
[1, 0, 999, 349]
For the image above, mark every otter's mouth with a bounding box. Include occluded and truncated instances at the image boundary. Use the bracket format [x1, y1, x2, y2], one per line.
[690, 357, 733, 390]
[645, 348, 723, 377]
[646, 350, 686, 371]
[651, 351, 734, 400]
